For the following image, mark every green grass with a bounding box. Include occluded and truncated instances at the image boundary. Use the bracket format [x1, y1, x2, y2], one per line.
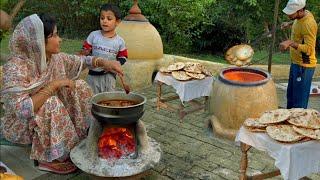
[0, 35, 290, 65]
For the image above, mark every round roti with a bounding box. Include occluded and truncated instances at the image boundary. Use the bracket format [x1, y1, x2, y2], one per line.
[159, 67, 172, 73]
[289, 108, 307, 118]
[225, 44, 253, 66]
[243, 118, 267, 128]
[292, 126, 320, 140]
[235, 44, 254, 61]
[266, 125, 304, 143]
[288, 109, 320, 129]
[257, 109, 291, 124]
[244, 126, 266, 133]
[185, 72, 205, 80]
[172, 71, 192, 81]
[199, 64, 212, 76]
[167, 62, 185, 71]
[183, 62, 202, 74]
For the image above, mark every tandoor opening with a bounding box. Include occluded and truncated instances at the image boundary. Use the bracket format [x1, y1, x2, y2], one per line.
[223, 71, 266, 83]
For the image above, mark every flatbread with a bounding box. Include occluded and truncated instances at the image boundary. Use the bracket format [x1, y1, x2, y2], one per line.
[257, 109, 291, 124]
[243, 118, 267, 128]
[244, 126, 266, 133]
[167, 62, 185, 71]
[183, 62, 202, 73]
[293, 126, 320, 140]
[172, 71, 192, 81]
[289, 108, 307, 118]
[287, 109, 320, 129]
[225, 44, 253, 66]
[159, 67, 172, 73]
[235, 44, 254, 61]
[266, 125, 304, 143]
[185, 72, 205, 80]
[198, 64, 212, 76]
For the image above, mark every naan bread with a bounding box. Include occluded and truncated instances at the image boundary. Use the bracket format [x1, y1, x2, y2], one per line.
[293, 126, 320, 140]
[243, 118, 267, 128]
[185, 72, 205, 80]
[266, 125, 304, 142]
[172, 71, 192, 81]
[183, 62, 202, 73]
[167, 62, 185, 71]
[288, 109, 320, 129]
[257, 109, 291, 124]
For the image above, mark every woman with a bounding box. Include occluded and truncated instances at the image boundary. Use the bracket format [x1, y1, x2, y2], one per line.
[1, 14, 123, 174]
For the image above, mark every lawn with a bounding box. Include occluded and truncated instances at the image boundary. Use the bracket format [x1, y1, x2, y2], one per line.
[0, 35, 290, 65]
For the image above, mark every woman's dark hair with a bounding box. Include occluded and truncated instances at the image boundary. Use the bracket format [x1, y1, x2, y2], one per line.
[38, 13, 56, 41]
[100, 3, 121, 20]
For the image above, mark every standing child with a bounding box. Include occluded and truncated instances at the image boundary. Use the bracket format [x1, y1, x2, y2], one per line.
[81, 3, 128, 94]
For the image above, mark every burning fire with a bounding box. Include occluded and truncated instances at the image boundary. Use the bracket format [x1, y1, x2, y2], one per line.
[224, 71, 265, 82]
[98, 127, 135, 159]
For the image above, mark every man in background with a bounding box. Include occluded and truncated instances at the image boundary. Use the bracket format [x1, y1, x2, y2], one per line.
[279, 0, 318, 109]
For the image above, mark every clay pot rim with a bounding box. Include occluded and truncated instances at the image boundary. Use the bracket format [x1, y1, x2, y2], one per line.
[219, 67, 271, 86]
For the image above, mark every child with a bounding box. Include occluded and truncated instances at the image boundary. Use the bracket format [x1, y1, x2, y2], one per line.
[81, 3, 128, 94]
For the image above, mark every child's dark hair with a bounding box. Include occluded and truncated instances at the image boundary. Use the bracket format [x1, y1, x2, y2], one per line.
[38, 13, 56, 41]
[100, 3, 121, 20]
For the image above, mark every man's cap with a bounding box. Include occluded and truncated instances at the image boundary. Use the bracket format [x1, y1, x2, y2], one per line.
[283, 0, 306, 15]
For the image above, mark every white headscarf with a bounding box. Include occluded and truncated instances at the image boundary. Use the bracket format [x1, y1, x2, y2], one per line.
[1, 14, 49, 94]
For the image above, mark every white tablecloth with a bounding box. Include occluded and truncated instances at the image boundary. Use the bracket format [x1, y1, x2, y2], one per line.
[154, 72, 214, 102]
[235, 127, 320, 180]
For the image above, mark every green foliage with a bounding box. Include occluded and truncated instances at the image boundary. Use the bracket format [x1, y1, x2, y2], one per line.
[2, 0, 319, 54]
[0, 0, 8, 8]
[118, 0, 216, 53]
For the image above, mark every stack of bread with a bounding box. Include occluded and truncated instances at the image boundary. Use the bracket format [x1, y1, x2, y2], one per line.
[243, 108, 320, 143]
[159, 62, 212, 81]
[225, 44, 254, 67]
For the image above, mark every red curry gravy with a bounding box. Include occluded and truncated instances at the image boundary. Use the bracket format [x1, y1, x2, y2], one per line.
[98, 100, 138, 107]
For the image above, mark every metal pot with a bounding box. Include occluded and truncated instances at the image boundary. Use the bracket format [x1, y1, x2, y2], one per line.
[91, 91, 147, 125]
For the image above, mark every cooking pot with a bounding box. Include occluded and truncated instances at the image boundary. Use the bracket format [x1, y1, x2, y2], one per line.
[91, 92, 147, 125]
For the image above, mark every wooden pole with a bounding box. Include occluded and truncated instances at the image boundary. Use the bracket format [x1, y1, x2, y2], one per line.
[268, 0, 280, 73]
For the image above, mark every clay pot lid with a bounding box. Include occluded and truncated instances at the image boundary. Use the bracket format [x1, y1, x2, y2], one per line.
[124, 0, 148, 22]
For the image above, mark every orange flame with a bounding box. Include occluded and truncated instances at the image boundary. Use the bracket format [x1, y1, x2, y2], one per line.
[98, 127, 135, 159]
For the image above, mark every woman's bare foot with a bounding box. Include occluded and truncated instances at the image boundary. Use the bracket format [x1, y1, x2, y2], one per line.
[38, 159, 77, 174]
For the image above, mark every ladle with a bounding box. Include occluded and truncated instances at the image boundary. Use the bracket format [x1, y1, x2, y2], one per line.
[119, 74, 130, 94]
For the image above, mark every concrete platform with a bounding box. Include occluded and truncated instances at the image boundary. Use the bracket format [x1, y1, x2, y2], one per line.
[1, 81, 319, 180]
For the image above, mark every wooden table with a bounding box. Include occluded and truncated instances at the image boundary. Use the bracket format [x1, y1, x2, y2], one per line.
[156, 81, 208, 121]
[239, 142, 281, 180]
[154, 72, 213, 121]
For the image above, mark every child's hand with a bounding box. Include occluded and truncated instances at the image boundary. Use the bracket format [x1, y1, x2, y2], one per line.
[101, 60, 123, 76]
[78, 49, 91, 56]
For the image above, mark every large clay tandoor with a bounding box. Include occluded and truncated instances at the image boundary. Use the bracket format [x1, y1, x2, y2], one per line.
[209, 67, 278, 140]
[116, 21, 163, 60]
[116, 0, 163, 60]
[114, 1, 163, 90]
